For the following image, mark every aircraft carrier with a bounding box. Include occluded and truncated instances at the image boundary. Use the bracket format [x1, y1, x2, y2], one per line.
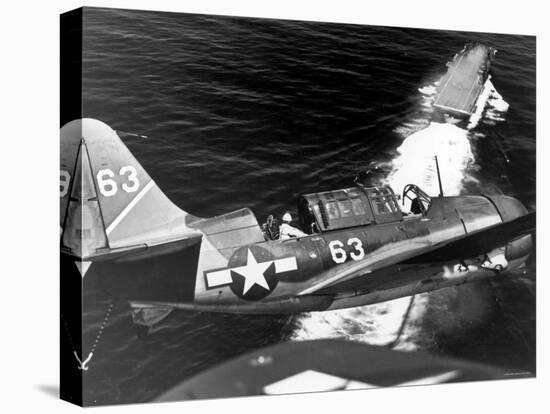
[433, 43, 496, 120]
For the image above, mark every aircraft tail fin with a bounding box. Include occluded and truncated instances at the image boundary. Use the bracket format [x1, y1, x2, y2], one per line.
[60, 119, 200, 262]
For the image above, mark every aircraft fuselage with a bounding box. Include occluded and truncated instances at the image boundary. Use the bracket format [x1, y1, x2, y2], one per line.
[60, 120, 533, 323]
[117, 195, 531, 315]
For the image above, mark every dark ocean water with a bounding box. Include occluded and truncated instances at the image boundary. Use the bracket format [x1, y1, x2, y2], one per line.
[78, 8, 536, 405]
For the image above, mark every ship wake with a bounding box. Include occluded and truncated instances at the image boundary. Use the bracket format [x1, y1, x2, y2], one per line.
[290, 77, 507, 350]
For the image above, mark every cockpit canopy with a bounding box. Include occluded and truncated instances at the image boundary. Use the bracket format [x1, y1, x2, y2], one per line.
[298, 186, 402, 234]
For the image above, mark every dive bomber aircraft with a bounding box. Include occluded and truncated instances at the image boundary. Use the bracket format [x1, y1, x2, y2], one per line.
[60, 119, 535, 328]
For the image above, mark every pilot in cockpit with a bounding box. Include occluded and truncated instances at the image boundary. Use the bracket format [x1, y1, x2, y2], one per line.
[279, 212, 306, 240]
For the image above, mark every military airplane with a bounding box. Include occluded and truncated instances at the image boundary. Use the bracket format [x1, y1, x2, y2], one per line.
[60, 118, 534, 328]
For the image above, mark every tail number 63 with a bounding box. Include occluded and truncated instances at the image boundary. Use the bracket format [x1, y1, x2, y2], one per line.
[97, 166, 140, 197]
[329, 238, 365, 264]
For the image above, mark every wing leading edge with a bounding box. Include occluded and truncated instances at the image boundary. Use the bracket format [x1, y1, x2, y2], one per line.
[300, 211, 535, 296]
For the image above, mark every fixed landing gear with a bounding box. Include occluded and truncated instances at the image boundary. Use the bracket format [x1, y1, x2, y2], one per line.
[453, 252, 508, 274]
[480, 253, 507, 273]
[457, 262, 469, 272]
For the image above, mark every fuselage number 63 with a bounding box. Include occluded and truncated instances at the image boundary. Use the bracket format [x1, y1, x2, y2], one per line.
[329, 237, 365, 264]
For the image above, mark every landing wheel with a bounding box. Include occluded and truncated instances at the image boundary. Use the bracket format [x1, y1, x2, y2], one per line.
[458, 263, 469, 272]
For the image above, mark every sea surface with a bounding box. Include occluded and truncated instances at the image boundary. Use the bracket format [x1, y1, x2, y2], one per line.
[77, 7, 536, 405]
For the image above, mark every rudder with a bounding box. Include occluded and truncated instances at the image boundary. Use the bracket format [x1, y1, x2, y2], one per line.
[60, 118, 199, 261]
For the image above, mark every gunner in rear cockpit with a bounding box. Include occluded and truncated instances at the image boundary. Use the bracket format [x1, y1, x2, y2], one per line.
[410, 197, 425, 214]
[279, 212, 306, 240]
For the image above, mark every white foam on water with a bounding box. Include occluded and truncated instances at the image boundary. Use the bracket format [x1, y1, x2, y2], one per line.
[484, 79, 509, 121]
[487, 80, 509, 111]
[291, 297, 417, 347]
[418, 84, 437, 96]
[468, 78, 509, 129]
[386, 122, 474, 209]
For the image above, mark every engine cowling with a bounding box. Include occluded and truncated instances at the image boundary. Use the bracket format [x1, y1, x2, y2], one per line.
[484, 195, 532, 264]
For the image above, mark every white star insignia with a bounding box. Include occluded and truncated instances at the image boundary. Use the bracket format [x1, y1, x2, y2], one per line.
[232, 248, 273, 295]
[204, 250, 298, 294]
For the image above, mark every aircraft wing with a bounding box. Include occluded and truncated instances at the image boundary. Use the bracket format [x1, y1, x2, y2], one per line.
[300, 211, 535, 295]
[155, 339, 505, 401]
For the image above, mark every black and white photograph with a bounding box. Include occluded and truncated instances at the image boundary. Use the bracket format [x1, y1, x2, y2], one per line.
[4, 1, 548, 412]
[57, 5, 539, 407]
